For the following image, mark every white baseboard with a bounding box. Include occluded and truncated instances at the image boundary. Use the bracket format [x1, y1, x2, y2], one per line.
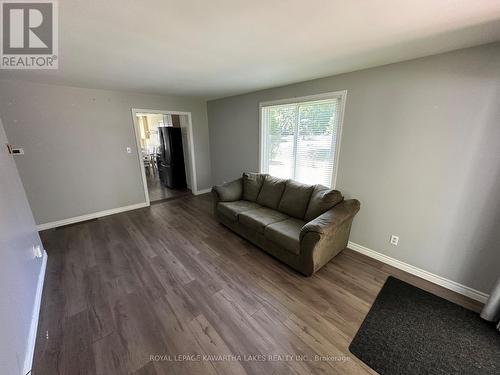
[36, 202, 149, 231]
[348, 241, 489, 303]
[194, 188, 211, 195]
[23, 250, 48, 375]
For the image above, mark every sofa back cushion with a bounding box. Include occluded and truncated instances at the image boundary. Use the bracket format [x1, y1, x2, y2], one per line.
[242, 172, 266, 202]
[278, 180, 314, 219]
[256, 175, 287, 209]
[304, 185, 344, 222]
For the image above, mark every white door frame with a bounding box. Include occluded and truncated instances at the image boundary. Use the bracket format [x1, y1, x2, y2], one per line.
[131, 108, 198, 205]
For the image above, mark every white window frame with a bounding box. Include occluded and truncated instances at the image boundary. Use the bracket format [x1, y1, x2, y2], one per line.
[258, 90, 347, 188]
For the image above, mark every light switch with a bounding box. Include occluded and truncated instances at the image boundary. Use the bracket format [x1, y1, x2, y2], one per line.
[33, 244, 43, 258]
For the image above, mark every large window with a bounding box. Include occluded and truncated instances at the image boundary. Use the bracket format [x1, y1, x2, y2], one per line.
[260, 92, 346, 187]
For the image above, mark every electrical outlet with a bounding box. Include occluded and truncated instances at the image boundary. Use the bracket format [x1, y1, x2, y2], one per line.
[390, 235, 399, 246]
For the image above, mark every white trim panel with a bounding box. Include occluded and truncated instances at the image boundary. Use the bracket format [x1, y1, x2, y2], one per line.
[348, 241, 489, 303]
[23, 250, 48, 375]
[36, 202, 148, 231]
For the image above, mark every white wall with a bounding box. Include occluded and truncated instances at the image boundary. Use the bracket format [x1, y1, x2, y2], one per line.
[0, 80, 211, 225]
[207, 42, 500, 294]
[0, 118, 45, 374]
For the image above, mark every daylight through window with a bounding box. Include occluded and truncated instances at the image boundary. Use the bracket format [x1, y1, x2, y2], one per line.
[260, 93, 345, 187]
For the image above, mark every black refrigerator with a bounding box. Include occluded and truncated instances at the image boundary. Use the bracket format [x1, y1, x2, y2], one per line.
[158, 127, 187, 189]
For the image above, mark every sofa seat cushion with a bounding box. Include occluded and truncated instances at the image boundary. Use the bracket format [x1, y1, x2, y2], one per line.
[264, 218, 304, 255]
[217, 200, 261, 221]
[256, 175, 287, 209]
[238, 207, 289, 234]
[278, 180, 314, 219]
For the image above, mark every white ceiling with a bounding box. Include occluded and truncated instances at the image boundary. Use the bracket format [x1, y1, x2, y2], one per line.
[1, 0, 500, 99]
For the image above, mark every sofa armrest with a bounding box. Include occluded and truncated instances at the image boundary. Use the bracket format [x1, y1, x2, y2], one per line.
[299, 199, 360, 275]
[212, 178, 243, 202]
[300, 199, 360, 239]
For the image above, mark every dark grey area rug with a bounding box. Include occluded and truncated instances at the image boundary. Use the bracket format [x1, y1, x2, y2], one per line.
[349, 276, 500, 375]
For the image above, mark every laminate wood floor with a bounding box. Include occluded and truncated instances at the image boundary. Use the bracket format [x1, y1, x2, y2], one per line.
[33, 194, 482, 375]
[146, 172, 190, 202]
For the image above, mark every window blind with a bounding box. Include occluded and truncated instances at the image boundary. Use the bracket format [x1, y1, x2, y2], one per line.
[261, 97, 341, 187]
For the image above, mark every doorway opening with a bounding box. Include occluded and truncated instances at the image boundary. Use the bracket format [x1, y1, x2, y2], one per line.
[132, 109, 197, 204]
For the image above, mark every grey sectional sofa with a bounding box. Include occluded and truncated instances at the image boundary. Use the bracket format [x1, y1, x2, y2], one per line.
[212, 172, 360, 276]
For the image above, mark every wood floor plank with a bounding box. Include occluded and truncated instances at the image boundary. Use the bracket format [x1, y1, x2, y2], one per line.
[131, 361, 159, 375]
[33, 193, 482, 375]
[112, 291, 172, 372]
[93, 331, 132, 375]
[58, 310, 96, 375]
[84, 266, 116, 342]
[188, 314, 248, 375]
[251, 307, 335, 375]
[150, 295, 220, 375]
[283, 313, 368, 375]
[184, 280, 279, 375]
[61, 227, 89, 317]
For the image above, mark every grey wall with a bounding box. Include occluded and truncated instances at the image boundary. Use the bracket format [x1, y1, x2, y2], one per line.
[207, 42, 500, 294]
[0, 118, 44, 374]
[0, 80, 211, 225]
